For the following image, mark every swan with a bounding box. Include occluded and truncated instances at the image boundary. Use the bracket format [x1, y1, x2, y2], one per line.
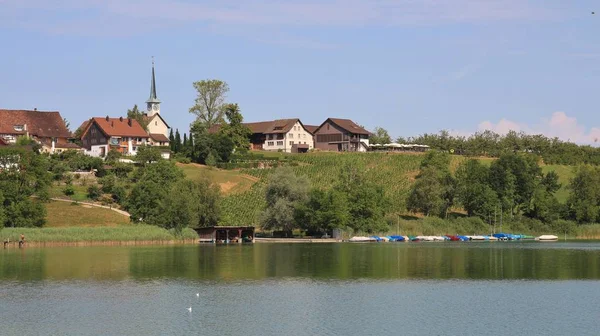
[187, 307, 192, 312]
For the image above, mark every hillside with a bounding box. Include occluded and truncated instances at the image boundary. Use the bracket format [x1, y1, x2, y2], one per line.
[203, 152, 576, 226]
[45, 201, 130, 227]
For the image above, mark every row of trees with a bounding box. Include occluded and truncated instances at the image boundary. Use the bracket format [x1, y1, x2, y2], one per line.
[260, 166, 389, 234]
[406, 150, 599, 225]
[372, 126, 600, 166]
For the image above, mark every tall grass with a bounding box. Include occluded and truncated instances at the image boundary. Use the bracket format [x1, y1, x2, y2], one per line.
[576, 224, 600, 239]
[0, 225, 198, 243]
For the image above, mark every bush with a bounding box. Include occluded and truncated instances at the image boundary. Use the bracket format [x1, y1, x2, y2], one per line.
[99, 175, 117, 194]
[63, 185, 75, 196]
[87, 185, 102, 201]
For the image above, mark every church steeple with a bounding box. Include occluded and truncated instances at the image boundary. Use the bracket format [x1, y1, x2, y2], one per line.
[146, 57, 160, 116]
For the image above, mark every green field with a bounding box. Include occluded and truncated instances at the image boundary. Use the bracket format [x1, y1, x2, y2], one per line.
[178, 163, 257, 194]
[45, 201, 130, 227]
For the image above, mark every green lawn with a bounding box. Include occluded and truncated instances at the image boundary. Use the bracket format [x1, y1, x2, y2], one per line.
[541, 164, 574, 203]
[48, 182, 91, 202]
[45, 201, 130, 227]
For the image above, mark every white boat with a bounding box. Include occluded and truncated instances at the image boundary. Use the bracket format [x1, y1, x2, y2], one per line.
[349, 236, 375, 242]
[536, 235, 558, 241]
[487, 236, 499, 241]
[417, 236, 435, 241]
[470, 235, 486, 241]
[432, 236, 446, 241]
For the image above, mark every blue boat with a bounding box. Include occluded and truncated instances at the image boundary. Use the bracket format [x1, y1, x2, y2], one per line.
[456, 235, 470, 241]
[389, 235, 406, 242]
[370, 236, 384, 242]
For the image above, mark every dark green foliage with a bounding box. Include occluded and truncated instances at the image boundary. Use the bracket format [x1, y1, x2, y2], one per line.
[370, 127, 392, 145]
[261, 168, 309, 232]
[219, 103, 251, 153]
[4, 199, 46, 228]
[174, 129, 182, 153]
[169, 129, 175, 152]
[455, 159, 498, 217]
[104, 149, 122, 165]
[135, 146, 162, 166]
[489, 153, 541, 215]
[63, 184, 75, 196]
[567, 166, 600, 223]
[111, 184, 127, 205]
[51, 150, 103, 172]
[336, 165, 389, 233]
[126, 104, 148, 130]
[407, 151, 455, 218]
[190, 121, 235, 164]
[295, 189, 349, 232]
[87, 185, 102, 201]
[158, 179, 221, 233]
[126, 161, 185, 224]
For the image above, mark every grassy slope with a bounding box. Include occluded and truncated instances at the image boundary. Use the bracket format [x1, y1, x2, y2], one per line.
[178, 163, 257, 194]
[45, 201, 130, 227]
[200, 152, 577, 226]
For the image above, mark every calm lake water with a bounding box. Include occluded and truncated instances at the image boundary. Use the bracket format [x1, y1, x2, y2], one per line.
[1, 242, 599, 335]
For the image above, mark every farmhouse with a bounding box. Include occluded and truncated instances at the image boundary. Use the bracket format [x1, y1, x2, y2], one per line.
[79, 116, 150, 157]
[0, 109, 78, 153]
[313, 118, 370, 152]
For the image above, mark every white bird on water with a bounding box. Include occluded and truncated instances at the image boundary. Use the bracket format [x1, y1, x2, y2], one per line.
[196, 293, 200, 297]
[187, 307, 192, 312]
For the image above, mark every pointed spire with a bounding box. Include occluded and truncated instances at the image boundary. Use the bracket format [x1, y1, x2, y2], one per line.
[146, 56, 160, 104]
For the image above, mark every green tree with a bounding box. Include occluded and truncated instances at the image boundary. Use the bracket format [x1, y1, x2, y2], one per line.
[336, 165, 389, 233]
[260, 168, 310, 234]
[407, 167, 446, 217]
[174, 129, 182, 153]
[127, 161, 185, 224]
[370, 127, 392, 145]
[567, 166, 600, 223]
[105, 149, 122, 165]
[295, 189, 349, 233]
[87, 185, 102, 201]
[127, 104, 148, 130]
[455, 159, 498, 217]
[4, 199, 46, 228]
[219, 103, 251, 153]
[189, 79, 229, 128]
[135, 146, 162, 166]
[169, 129, 175, 151]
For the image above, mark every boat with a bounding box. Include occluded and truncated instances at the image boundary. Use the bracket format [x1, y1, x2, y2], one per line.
[446, 235, 461, 241]
[456, 235, 470, 241]
[378, 236, 390, 242]
[388, 235, 406, 242]
[487, 236, 498, 241]
[469, 235, 487, 241]
[536, 235, 558, 241]
[349, 236, 376, 242]
[408, 235, 420, 242]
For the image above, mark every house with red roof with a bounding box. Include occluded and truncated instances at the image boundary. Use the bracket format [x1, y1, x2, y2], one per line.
[0, 108, 80, 153]
[79, 116, 151, 157]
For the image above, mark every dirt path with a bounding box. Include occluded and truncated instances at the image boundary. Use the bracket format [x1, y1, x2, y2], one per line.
[49, 198, 130, 217]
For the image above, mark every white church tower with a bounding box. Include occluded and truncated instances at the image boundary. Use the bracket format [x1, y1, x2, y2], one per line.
[146, 58, 161, 117]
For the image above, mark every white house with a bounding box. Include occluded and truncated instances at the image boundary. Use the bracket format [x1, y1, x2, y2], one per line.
[244, 119, 314, 153]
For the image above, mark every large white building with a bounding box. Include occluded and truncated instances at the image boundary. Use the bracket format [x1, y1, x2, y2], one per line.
[245, 119, 314, 153]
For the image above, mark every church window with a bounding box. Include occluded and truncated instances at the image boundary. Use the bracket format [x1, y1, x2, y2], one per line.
[155, 121, 157, 126]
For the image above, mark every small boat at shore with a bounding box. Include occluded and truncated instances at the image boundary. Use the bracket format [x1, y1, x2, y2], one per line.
[349, 236, 376, 242]
[536, 235, 558, 241]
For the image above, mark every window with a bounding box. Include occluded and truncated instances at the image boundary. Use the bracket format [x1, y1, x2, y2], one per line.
[289, 141, 294, 145]
[155, 121, 157, 126]
[302, 134, 306, 139]
[289, 133, 294, 139]
[13, 125, 24, 132]
[267, 141, 274, 146]
[327, 124, 330, 130]
[277, 141, 283, 146]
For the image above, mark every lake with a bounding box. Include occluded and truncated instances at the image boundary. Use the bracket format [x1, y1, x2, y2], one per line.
[1, 242, 599, 335]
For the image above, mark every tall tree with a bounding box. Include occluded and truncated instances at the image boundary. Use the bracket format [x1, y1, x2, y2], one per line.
[127, 104, 148, 130]
[174, 129, 182, 153]
[260, 168, 310, 234]
[370, 127, 392, 145]
[294, 189, 349, 233]
[183, 133, 188, 149]
[219, 103, 251, 153]
[455, 159, 498, 217]
[189, 79, 229, 128]
[567, 166, 600, 223]
[169, 129, 175, 151]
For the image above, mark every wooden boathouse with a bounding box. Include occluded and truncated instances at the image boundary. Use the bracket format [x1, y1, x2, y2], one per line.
[193, 226, 255, 243]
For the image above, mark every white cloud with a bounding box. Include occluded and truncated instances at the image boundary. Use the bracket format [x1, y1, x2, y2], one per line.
[478, 112, 600, 145]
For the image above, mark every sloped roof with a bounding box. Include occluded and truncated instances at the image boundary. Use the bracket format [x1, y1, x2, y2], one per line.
[143, 113, 170, 128]
[149, 133, 169, 142]
[39, 138, 82, 149]
[0, 109, 71, 138]
[317, 118, 370, 135]
[209, 119, 308, 135]
[304, 125, 318, 134]
[83, 117, 150, 138]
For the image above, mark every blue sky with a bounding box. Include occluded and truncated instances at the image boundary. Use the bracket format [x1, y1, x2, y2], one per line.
[1, 0, 598, 143]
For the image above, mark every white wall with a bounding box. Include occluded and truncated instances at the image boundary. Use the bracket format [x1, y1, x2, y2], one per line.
[147, 115, 169, 137]
[262, 121, 314, 153]
[84, 145, 109, 157]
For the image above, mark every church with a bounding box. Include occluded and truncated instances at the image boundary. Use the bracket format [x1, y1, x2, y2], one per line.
[78, 60, 172, 158]
[143, 60, 171, 148]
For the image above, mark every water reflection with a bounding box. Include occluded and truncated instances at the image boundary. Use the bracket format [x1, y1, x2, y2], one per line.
[1, 242, 599, 282]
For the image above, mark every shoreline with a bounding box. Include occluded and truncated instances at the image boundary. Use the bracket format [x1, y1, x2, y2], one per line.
[2, 239, 198, 248]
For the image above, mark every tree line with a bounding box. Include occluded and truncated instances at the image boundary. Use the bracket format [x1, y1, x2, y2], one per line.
[371, 127, 600, 166]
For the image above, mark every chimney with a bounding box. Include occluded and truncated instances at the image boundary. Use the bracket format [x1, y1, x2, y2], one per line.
[128, 118, 132, 127]
[106, 115, 110, 121]
[111, 121, 114, 127]
[119, 116, 123, 122]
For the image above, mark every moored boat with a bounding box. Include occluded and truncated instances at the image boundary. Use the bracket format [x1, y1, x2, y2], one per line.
[349, 236, 376, 242]
[536, 235, 558, 241]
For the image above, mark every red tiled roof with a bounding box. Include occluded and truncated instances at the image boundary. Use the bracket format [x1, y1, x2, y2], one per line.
[0, 109, 71, 138]
[150, 133, 169, 142]
[84, 117, 150, 138]
[210, 119, 309, 135]
[319, 118, 370, 135]
[39, 138, 81, 149]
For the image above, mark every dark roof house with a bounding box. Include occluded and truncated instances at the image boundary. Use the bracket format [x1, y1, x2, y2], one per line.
[313, 118, 370, 152]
